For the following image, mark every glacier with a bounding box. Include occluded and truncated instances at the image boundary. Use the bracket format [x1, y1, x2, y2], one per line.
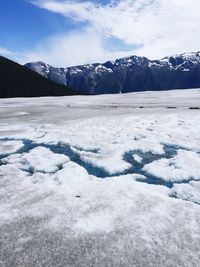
[0, 89, 200, 266]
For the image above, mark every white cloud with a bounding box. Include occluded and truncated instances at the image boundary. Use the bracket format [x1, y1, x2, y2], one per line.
[31, 0, 200, 60]
[2, 0, 200, 66]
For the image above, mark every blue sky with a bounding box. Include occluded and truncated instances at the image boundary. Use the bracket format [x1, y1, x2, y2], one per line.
[0, 0, 200, 67]
[0, 0, 77, 52]
[0, 0, 110, 51]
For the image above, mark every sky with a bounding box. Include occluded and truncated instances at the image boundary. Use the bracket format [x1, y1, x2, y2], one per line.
[1, 0, 200, 67]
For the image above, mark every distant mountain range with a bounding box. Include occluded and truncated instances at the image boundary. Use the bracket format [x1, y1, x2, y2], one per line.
[0, 52, 200, 98]
[0, 56, 74, 98]
[25, 52, 200, 94]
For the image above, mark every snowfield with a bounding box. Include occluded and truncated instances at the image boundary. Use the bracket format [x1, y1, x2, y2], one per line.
[0, 89, 200, 267]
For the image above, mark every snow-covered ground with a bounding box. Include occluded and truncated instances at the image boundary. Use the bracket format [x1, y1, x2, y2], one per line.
[0, 89, 200, 267]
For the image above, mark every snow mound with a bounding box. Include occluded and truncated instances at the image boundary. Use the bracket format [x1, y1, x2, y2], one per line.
[0, 140, 24, 155]
[143, 150, 200, 182]
[3, 146, 69, 173]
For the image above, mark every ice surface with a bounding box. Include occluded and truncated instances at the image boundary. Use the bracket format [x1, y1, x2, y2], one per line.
[1, 89, 200, 266]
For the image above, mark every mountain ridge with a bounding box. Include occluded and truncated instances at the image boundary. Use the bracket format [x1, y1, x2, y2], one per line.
[25, 51, 200, 94]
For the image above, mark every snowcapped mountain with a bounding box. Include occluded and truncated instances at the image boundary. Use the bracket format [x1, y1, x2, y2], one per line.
[25, 52, 200, 94]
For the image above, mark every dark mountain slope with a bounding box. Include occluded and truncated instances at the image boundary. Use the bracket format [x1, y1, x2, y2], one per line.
[0, 56, 75, 98]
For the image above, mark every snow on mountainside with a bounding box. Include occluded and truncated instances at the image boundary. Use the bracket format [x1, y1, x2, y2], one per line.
[25, 52, 200, 94]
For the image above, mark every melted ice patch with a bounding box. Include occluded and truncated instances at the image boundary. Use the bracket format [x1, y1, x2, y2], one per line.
[1, 137, 200, 205]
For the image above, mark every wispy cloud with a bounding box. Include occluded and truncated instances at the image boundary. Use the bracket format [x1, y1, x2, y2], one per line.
[0, 47, 16, 57]
[21, 30, 136, 67]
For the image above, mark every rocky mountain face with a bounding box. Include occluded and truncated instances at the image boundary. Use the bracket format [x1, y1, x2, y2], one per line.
[25, 52, 200, 94]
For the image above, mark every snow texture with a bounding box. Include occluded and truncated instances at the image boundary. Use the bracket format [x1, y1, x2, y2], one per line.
[0, 140, 24, 155]
[143, 150, 200, 182]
